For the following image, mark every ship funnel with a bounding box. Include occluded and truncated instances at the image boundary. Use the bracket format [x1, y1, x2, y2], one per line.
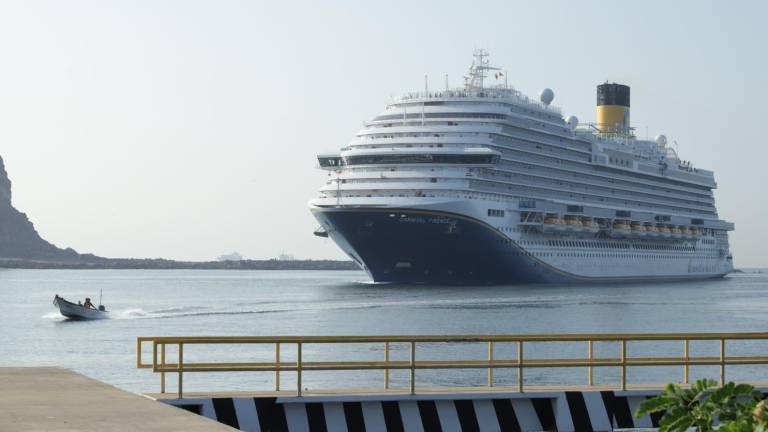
[596, 83, 630, 134]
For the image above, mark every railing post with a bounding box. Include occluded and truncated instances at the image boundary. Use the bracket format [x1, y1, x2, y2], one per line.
[683, 339, 690, 385]
[588, 340, 594, 386]
[275, 342, 281, 391]
[409, 341, 416, 395]
[620, 339, 627, 391]
[152, 341, 157, 371]
[178, 343, 184, 399]
[152, 341, 158, 392]
[384, 342, 390, 390]
[297, 342, 303, 397]
[517, 341, 524, 392]
[161, 343, 166, 394]
[136, 338, 142, 369]
[487, 341, 494, 387]
[720, 338, 725, 385]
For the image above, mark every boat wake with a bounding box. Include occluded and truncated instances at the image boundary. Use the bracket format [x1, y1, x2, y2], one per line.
[41, 311, 65, 321]
[114, 308, 149, 319]
[43, 292, 637, 321]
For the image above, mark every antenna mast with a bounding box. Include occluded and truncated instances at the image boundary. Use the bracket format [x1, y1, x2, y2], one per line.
[465, 49, 500, 91]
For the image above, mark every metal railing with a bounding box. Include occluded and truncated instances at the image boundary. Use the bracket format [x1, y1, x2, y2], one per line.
[136, 333, 768, 398]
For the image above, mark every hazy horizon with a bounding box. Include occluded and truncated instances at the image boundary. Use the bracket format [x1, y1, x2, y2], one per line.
[1, 1, 765, 266]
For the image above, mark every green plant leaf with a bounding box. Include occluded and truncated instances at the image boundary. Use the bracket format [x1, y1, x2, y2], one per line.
[636, 395, 677, 418]
[660, 408, 696, 432]
[732, 383, 756, 396]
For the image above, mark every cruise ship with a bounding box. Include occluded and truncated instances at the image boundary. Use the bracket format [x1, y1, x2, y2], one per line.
[309, 50, 734, 284]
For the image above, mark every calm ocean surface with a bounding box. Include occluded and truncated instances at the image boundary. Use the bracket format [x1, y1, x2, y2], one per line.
[1, 269, 766, 394]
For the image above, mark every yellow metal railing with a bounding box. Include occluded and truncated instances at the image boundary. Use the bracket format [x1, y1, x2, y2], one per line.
[136, 333, 768, 398]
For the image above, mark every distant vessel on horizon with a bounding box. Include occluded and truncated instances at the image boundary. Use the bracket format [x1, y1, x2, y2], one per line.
[217, 251, 243, 262]
[309, 50, 733, 284]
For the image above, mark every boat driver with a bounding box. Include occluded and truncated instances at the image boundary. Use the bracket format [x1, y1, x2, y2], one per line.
[83, 298, 95, 309]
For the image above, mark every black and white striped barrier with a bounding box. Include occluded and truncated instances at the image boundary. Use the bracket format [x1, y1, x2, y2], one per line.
[160, 389, 673, 431]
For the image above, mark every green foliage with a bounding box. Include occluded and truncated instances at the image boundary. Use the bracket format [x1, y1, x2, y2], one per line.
[636, 380, 767, 432]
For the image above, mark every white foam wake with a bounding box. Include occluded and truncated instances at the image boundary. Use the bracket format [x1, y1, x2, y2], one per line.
[41, 311, 65, 321]
[113, 308, 148, 319]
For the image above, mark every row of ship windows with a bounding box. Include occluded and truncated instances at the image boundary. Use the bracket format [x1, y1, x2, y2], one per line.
[609, 157, 633, 167]
[496, 162, 711, 201]
[474, 179, 715, 215]
[482, 169, 712, 207]
[360, 122, 696, 186]
[517, 239, 699, 252]
[504, 248, 720, 260]
[346, 143, 708, 197]
[494, 154, 710, 200]
[487, 134, 711, 191]
[328, 191, 724, 234]
[331, 190, 718, 220]
[374, 117, 566, 136]
[332, 192, 721, 231]
[345, 154, 497, 165]
[360, 129, 590, 159]
[364, 130, 602, 177]
[330, 191, 507, 201]
[339, 150, 709, 204]
[334, 171, 712, 209]
[390, 101, 561, 122]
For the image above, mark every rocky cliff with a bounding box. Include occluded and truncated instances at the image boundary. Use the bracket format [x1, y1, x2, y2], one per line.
[0, 156, 356, 269]
[0, 156, 81, 261]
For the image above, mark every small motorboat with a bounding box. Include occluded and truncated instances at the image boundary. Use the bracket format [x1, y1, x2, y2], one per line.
[53, 294, 109, 320]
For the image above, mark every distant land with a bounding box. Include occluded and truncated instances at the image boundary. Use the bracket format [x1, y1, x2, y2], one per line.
[0, 258, 359, 270]
[0, 155, 356, 271]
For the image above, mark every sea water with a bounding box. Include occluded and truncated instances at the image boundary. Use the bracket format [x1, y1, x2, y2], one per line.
[1, 269, 766, 394]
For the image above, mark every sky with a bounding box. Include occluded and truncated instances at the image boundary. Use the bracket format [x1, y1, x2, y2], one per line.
[0, 1, 765, 266]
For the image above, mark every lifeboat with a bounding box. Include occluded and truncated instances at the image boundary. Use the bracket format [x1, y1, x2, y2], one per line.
[563, 215, 589, 232]
[645, 223, 660, 237]
[670, 226, 684, 238]
[629, 221, 646, 237]
[657, 224, 672, 238]
[611, 220, 631, 238]
[542, 214, 567, 233]
[564, 215, 580, 225]
[682, 226, 695, 239]
[580, 217, 599, 233]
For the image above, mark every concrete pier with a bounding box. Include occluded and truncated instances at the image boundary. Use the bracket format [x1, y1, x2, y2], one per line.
[0, 367, 235, 431]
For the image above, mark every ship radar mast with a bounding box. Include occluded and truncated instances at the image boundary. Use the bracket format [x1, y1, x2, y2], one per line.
[464, 49, 501, 90]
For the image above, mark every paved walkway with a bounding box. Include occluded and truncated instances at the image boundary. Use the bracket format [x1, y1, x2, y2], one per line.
[0, 367, 235, 431]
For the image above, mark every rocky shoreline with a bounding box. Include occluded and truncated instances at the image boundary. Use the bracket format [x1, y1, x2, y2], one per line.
[0, 155, 355, 271]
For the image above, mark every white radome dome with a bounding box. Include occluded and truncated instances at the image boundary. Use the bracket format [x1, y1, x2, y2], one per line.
[566, 115, 579, 130]
[655, 134, 668, 147]
[539, 88, 554, 106]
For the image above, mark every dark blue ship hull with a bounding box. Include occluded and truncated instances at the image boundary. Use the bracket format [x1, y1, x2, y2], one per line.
[313, 207, 573, 284]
